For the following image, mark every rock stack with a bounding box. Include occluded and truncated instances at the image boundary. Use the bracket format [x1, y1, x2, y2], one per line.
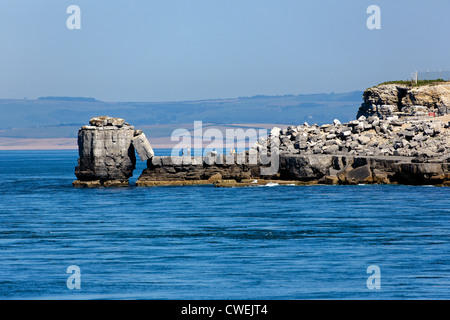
[73, 116, 153, 187]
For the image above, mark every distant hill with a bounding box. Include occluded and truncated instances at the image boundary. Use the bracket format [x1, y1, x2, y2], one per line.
[0, 91, 363, 140]
[38, 96, 98, 102]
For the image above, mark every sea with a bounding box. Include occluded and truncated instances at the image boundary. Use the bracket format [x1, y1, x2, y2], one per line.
[0, 150, 449, 300]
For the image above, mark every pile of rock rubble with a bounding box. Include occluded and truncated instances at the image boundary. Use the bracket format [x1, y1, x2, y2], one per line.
[253, 115, 450, 161]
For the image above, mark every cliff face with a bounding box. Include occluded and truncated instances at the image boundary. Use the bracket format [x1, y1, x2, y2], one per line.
[404, 84, 450, 109]
[73, 116, 153, 187]
[357, 82, 450, 118]
[136, 153, 450, 187]
[136, 155, 265, 187]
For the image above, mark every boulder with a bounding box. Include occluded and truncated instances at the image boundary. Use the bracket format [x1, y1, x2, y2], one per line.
[132, 132, 154, 161]
[333, 119, 341, 126]
[208, 173, 223, 183]
[89, 116, 125, 127]
[345, 164, 373, 184]
[357, 135, 371, 145]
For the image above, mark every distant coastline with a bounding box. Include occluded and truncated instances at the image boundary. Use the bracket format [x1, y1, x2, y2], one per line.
[0, 137, 186, 150]
[37, 96, 98, 102]
[0, 92, 362, 150]
[0, 138, 77, 150]
[0, 123, 289, 150]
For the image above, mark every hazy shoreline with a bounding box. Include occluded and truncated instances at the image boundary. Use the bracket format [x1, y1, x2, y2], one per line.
[0, 137, 178, 150]
[0, 123, 290, 150]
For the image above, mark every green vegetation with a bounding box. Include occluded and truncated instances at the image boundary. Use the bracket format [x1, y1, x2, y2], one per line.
[376, 79, 448, 87]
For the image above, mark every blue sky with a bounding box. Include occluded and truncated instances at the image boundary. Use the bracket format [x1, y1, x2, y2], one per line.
[0, 0, 449, 101]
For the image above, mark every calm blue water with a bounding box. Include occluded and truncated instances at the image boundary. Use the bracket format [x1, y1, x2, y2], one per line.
[0, 150, 449, 300]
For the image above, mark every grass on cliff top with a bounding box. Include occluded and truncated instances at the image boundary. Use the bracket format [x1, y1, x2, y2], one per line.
[375, 79, 448, 87]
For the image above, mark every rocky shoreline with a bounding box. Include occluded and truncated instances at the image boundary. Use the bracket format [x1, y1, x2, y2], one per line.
[133, 154, 449, 187]
[73, 83, 450, 187]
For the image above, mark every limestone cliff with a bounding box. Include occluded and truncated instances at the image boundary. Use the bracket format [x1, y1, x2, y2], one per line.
[357, 82, 450, 118]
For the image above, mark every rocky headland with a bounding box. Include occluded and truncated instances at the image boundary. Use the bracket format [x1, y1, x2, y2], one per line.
[73, 83, 450, 187]
[357, 81, 450, 118]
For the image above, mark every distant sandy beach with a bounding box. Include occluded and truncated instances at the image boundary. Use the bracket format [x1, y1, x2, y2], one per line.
[0, 138, 78, 150]
[0, 137, 181, 150]
[0, 123, 290, 150]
